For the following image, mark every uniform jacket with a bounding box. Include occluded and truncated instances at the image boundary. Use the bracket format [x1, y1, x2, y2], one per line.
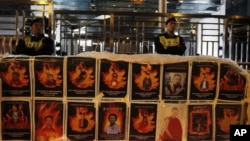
[16, 34, 54, 56]
[154, 33, 186, 55]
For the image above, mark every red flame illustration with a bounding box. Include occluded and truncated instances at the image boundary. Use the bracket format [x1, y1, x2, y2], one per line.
[36, 63, 62, 88]
[102, 62, 127, 89]
[68, 61, 94, 88]
[69, 106, 95, 132]
[0, 60, 29, 88]
[132, 109, 155, 133]
[134, 64, 159, 91]
[220, 69, 246, 91]
[217, 108, 239, 133]
[193, 67, 216, 92]
[188, 107, 211, 135]
[35, 102, 63, 141]
[2, 104, 30, 129]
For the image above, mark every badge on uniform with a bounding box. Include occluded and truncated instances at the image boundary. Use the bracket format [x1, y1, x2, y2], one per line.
[159, 36, 179, 49]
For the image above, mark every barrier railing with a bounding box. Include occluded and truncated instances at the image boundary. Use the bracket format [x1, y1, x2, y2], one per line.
[0, 4, 249, 69]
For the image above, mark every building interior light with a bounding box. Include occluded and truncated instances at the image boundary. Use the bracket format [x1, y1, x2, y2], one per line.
[94, 15, 111, 20]
[131, 0, 145, 5]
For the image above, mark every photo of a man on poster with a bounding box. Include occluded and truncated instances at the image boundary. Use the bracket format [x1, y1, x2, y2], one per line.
[159, 107, 182, 141]
[105, 113, 121, 134]
[164, 73, 186, 96]
[35, 100, 63, 141]
[67, 102, 95, 141]
[98, 102, 126, 140]
[1, 101, 31, 140]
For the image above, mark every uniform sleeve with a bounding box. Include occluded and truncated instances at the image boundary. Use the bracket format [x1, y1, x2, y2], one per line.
[155, 35, 187, 55]
[179, 36, 186, 55]
[35, 38, 54, 55]
[164, 37, 186, 56]
[154, 36, 167, 54]
[16, 39, 35, 55]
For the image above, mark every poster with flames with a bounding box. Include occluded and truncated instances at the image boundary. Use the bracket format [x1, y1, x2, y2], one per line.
[215, 104, 242, 140]
[187, 104, 213, 141]
[1, 100, 31, 140]
[34, 100, 63, 141]
[162, 62, 188, 100]
[66, 57, 96, 98]
[218, 63, 246, 101]
[131, 63, 160, 100]
[33, 57, 64, 97]
[99, 59, 129, 98]
[190, 62, 218, 100]
[0, 57, 31, 97]
[156, 103, 187, 141]
[98, 102, 126, 140]
[129, 103, 157, 141]
[67, 101, 96, 141]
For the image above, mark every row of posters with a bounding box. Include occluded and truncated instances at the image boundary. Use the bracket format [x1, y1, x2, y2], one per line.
[0, 56, 247, 101]
[1, 100, 246, 141]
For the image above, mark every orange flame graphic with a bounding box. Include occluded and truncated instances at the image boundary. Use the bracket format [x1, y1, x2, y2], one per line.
[220, 69, 245, 91]
[2, 104, 30, 129]
[69, 106, 95, 132]
[102, 62, 127, 89]
[217, 108, 239, 133]
[36, 63, 62, 88]
[132, 109, 155, 133]
[134, 64, 159, 91]
[193, 67, 216, 92]
[37, 102, 61, 128]
[188, 108, 211, 135]
[102, 103, 125, 133]
[68, 61, 95, 88]
[0, 60, 29, 88]
[35, 102, 63, 141]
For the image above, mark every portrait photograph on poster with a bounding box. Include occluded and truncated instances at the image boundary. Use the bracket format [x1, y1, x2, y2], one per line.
[156, 103, 187, 141]
[187, 104, 213, 141]
[99, 59, 129, 98]
[67, 101, 96, 141]
[98, 102, 126, 140]
[34, 100, 63, 141]
[1, 100, 31, 140]
[0, 57, 31, 97]
[129, 103, 157, 141]
[0, 51, 249, 141]
[219, 63, 247, 101]
[33, 57, 64, 97]
[131, 63, 160, 100]
[162, 62, 188, 100]
[215, 103, 242, 140]
[190, 62, 218, 100]
[66, 57, 96, 98]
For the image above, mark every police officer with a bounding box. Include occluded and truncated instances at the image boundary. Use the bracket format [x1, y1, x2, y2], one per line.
[154, 17, 186, 55]
[16, 18, 54, 56]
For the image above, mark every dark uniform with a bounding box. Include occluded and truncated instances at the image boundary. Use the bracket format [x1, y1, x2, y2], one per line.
[16, 18, 54, 56]
[154, 33, 186, 55]
[16, 34, 54, 55]
[154, 17, 186, 56]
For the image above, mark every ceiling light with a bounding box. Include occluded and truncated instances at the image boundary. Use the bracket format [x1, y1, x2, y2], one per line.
[131, 0, 145, 5]
[31, 0, 49, 5]
[95, 15, 111, 20]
